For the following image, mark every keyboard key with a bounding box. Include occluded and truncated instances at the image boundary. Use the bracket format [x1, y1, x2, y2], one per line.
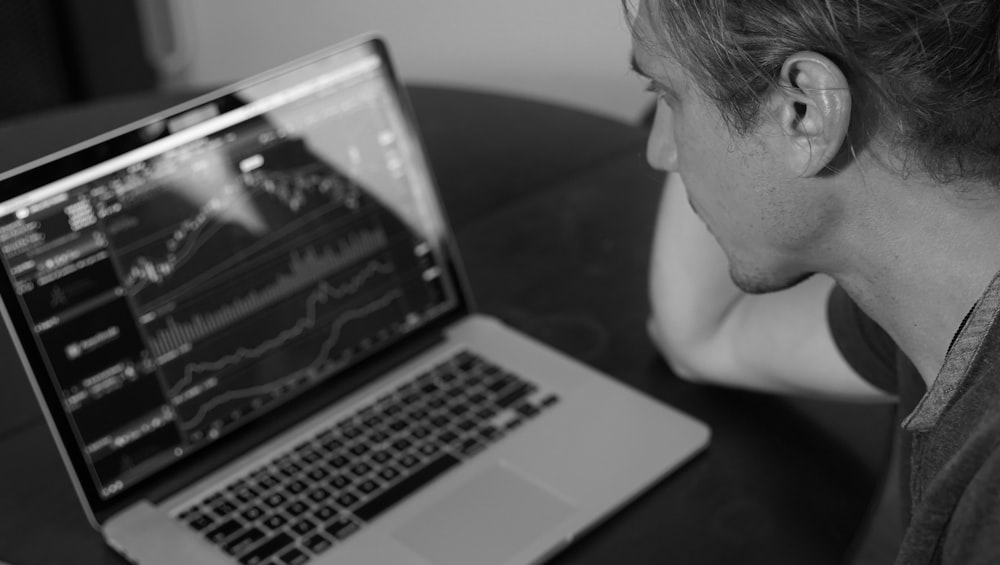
[397, 455, 420, 469]
[223, 526, 266, 555]
[240, 505, 266, 522]
[383, 402, 404, 417]
[286, 480, 308, 495]
[178, 507, 200, 521]
[319, 436, 344, 452]
[302, 532, 334, 554]
[328, 474, 352, 490]
[455, 419, 477, 432]
[233, 486, 261, 503]
[516, 403, 540, 418]
[300, 450, 322, 465]
[418, 443, 441, 457]
[341, 426, 364, 439]
[354, 454, 460, 522]
[285, 500, 310, 517]
[277, 547, 310, 565]
[360, 413, 384, 429]
[306, 467, 330, 481]
[430, 415, 451, 428]
[206, 519, 243, 543]
[210, 499, 239, 518]
[311, 504, 337, 522]
[227, 478, 250, 493]
[496, 383, 535, 408]
[306, 487, 332, 503]
[349, 462, 373, 477]
[438, 369, 458, 384]
[324, 515, 361, 540]
[327, 454, 350, 469]
[505, 418, 524, 430]
[377, 467, 401, 482]
[262, 513, 289, 531]
[238, 533, 294, 565]
[276, 461, 304, 477]
[486, 375, 517, 394]
[335, 492, 360, 508]
[479, 425, 502, 442]
[263, 493, 288, 508]
[390, 438, 413, 451]
[257, 473, 281, 490]
[357, 479, 381, 495]
[186, 512, 215, 531]
[459, 438, 485, 457]
[290, 517, 318, 536]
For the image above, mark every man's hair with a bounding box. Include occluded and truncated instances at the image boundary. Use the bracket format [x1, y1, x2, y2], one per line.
[630, 0, 1000, 185]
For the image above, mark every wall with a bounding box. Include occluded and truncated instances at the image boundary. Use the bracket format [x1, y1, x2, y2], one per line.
[141, 0, 651, 123]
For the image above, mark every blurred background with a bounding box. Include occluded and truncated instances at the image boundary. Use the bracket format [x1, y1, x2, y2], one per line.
[0, 0, 649, 124]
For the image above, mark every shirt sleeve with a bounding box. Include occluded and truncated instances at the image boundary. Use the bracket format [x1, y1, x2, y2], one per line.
[826, 284, 899, 394]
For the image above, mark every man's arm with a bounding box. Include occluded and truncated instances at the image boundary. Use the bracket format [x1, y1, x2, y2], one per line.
[648, 173, 893, 401]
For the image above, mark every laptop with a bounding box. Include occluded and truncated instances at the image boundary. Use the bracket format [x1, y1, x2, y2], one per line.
[0, 36, 708, 565]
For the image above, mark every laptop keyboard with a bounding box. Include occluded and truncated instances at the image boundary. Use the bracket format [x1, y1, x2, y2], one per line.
[176, 350, 559, 565]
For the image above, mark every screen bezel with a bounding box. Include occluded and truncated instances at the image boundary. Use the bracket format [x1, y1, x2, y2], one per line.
[0, 36, 474, 524]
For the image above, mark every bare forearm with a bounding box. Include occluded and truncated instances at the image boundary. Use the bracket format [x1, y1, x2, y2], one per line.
[648, 173, 744, 376]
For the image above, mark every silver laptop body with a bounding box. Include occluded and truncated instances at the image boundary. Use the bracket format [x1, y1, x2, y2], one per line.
[0, 36, 708, 565]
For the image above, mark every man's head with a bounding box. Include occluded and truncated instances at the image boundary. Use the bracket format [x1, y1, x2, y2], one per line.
[629, 0, 1000, 293]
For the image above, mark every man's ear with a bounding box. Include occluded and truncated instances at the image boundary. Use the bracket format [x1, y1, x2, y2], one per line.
[768, 51, 851, 177]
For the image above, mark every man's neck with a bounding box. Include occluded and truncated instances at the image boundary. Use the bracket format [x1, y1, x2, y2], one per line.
[833, 176, 1000, 386]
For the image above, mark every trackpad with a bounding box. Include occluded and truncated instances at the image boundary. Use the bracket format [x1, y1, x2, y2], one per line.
[393, 464, 576, 565]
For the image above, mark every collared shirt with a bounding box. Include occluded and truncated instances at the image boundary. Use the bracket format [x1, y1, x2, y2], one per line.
[828, 273, 1000, 564]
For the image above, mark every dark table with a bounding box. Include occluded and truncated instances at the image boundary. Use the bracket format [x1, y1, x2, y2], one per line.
[0, 85, 895, 565]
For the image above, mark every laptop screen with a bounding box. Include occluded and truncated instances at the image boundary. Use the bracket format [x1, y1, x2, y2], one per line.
[0, 39, 460, 502]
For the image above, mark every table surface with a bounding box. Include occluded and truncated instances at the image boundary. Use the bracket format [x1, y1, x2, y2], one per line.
[0, 85, 895, 565]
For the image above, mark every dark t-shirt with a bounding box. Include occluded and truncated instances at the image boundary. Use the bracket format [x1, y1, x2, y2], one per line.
[827, 286, 924, 524]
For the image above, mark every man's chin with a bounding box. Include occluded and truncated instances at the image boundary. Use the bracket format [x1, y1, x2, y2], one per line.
[729, 267, 815, 295]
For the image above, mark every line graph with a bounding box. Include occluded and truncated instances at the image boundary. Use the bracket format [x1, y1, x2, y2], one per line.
[120, 169, 363, 297]
[162, 254, 395, 397]
[242, 165, 361, 214]
[174, 289, 402, 430]
[147, 228, 389, 358]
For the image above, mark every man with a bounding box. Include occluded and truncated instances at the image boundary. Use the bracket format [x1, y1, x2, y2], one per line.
[629, 0, 1000, 563]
